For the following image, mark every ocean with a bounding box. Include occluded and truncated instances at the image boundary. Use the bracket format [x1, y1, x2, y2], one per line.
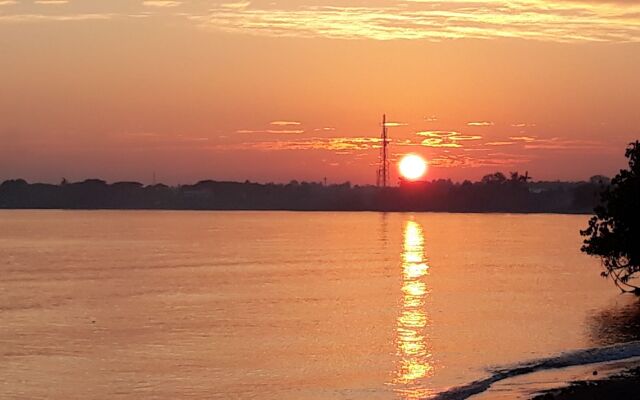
[1, 211, 637, 399]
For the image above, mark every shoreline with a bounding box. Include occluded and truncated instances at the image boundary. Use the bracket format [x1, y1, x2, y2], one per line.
[0, 207, 594, 215]
[0, 178, 603, 214]
[533, 365, 640, 399]
[432, 342, 640, 400]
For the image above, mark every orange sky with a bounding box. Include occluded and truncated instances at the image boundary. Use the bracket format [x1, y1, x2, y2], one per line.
[1, 0, 639, 184]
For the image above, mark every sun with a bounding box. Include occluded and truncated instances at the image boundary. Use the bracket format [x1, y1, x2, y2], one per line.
[399, 154, 428, 181]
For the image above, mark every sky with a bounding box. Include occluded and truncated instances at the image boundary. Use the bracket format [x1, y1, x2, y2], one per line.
[1, 0, 639, 185]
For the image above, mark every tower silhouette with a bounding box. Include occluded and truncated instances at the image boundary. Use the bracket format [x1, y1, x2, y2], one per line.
[377, 114, 390, 187]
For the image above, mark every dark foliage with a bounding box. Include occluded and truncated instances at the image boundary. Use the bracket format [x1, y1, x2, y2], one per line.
[581, 141, 640, 293]
[0, 172, 606, 213]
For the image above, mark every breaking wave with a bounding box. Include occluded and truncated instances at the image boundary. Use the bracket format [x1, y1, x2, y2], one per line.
[432, 341, 640, 400]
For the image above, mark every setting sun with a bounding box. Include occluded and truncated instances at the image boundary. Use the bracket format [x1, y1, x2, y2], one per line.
[399, 154, 428, 181]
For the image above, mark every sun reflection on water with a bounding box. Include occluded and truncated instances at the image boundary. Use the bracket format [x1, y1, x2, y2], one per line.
[394, 220, 433, 399]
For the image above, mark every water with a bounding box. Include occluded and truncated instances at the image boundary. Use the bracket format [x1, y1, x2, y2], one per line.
[0, 210, 634, 399]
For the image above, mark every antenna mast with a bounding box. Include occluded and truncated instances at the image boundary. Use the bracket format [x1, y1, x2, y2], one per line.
[377, 114, 390, 187]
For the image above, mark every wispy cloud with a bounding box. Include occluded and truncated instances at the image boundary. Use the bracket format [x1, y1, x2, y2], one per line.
[220, 137, 382, 152]
[0, 13, 113, 22]
[33, 0, 68, 4]
[0, 0, 637, 42]
[467, 121, 494, 127]
[485, 141, 516, 146]
[511, 123, 537, 128]
[270, 121, 301, 126]
[429, 152, 532, 168]
[524, 139, 602, 150]
[509, 136, 538, 142]
[237, 129, 305, 134]
[509, 135, 603, 150]
[220, 1, 251, 9]
[97, 132, 212, 151]
[142, 0, 182, 7]
[189, 1, 640, 42]
[417, 131, 482, 148]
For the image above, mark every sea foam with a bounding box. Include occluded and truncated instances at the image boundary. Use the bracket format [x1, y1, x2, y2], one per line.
[432, 341, 640, 400]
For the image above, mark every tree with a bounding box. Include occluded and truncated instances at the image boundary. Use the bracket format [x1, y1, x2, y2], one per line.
[509, 171, 531, 183]
[589, 175, 610, 186]
[481, 172, 507, 184]
[581, 141, 640, 293]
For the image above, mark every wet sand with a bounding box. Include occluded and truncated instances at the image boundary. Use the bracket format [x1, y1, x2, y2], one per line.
[471, 357, 640, 399]
[533, 365, 640, 399]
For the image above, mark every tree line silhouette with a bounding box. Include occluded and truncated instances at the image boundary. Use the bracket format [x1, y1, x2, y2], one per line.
[0, 172, 609, 213]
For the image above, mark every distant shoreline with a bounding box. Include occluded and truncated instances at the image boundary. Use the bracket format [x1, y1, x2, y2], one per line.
[0, 175, 607, 214]
[0, 207, 593, 215]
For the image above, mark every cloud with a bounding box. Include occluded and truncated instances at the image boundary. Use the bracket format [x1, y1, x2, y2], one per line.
[417, 131, 482, 140]
[0, 13, 113, 22]
[509, 135, 604, 150]
[94, 132, 212, 151]
[217, 137, 383, 152]
[34, 0, 69, 4]
[189, 1, 640, 42]
[236, 129, 305, 134]
[421, 139, 462, 148]
[467, 121, 494, 126]
[384, 122, 408, 127]
[1, 0, 637, 43]
[417, 131, 482, 148]
[237, 121, 304, 133]
[511, 123, 537, 128]
[394, 139, 417, 147]
[142, 0, 182, 7]
[220, 1, 251, 9]
[509, 136, 538, 142]
[270, 121, 301, 126]
[414, 131, 608, 157]
[560, 0, 639, 4]
[524, 139, 603, 150]
[485, 141, 516, 146]
[429, 152, 532, 168]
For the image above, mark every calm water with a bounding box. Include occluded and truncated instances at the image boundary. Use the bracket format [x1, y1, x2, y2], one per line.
[0, 211, 635, 399]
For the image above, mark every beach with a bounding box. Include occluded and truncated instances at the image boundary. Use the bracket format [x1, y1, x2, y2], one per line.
[534, 365, 640, 399]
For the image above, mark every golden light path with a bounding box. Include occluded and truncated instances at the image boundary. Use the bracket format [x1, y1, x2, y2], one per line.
[394, 220, 433, 399]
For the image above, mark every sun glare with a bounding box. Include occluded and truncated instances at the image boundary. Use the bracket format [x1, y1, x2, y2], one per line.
[399, 154, 427, 181]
